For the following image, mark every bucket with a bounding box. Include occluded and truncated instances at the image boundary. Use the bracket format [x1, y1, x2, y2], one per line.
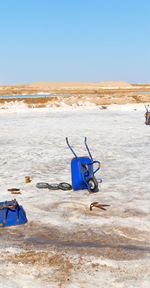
[25, 176, 30, 183]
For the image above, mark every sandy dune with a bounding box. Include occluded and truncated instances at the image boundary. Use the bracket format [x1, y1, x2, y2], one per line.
[1, 80, 150, 95]
[31, 80, 133, 89]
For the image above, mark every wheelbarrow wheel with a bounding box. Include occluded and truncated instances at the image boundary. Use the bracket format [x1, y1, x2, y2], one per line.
[87, 177, 98, 192]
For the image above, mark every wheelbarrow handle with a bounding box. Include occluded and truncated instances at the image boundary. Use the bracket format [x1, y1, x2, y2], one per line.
[84, 137, 93, 161]
[66, 137, 77, 158]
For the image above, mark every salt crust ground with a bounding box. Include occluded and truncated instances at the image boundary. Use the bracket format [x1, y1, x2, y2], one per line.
[0, 103, 150, 288]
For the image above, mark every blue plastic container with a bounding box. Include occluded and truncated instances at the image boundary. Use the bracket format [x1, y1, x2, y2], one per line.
[0, 199, 27, 227]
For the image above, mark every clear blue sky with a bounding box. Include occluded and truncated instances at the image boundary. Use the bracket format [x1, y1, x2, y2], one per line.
[0, 0, 150, 84]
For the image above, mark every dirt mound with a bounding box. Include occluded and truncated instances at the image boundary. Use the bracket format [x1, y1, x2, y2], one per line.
[30, 82, 96, 88]
[98, 81, 132, 88]
[30, 81, 132, 89]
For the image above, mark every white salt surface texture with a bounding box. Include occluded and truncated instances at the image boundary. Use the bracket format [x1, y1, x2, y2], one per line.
[0, 103, 150, 288]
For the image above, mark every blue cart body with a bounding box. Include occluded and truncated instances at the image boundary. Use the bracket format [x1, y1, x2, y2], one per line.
[71, 157, 93, 190]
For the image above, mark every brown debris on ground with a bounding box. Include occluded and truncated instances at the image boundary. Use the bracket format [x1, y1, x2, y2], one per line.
[1, 222, 149, 261]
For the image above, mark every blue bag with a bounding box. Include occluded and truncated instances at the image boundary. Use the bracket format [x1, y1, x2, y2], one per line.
[0, 199, 27, 227]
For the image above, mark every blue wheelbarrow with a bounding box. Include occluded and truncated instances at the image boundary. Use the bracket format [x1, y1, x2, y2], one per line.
[66, 137, 101, 192]
[0, 199, 27, 227]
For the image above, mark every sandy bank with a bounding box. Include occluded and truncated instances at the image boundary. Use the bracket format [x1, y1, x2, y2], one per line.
[0, 94, 150, 109]
[0, 81, 150, 107]
[1, 81, 150, 96]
